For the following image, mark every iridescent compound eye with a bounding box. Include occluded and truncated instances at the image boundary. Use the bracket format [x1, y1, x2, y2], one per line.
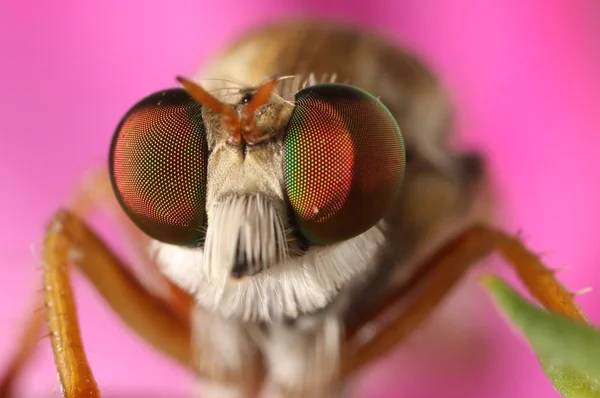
[283, 84, 405, 244]
[109, 88, 209, 246]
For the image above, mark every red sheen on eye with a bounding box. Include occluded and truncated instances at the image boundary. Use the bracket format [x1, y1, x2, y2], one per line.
[290, 101, 355, 223]
[110, 89, 208, 246]
[114, 113, 194, 223]
[284, 84, 405, 245]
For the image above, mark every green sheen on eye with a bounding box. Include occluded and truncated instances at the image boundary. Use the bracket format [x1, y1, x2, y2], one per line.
[283, 83, 405, 245]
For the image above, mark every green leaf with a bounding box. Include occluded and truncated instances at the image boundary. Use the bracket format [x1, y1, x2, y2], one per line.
[482, 275, 600, 398]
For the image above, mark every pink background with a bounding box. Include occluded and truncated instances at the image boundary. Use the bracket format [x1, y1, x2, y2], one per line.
[1, 1, 599, 397]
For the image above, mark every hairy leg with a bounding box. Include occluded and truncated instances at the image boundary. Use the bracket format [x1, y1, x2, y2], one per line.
[43, 209, 193, 397]
[342, 223, 586, 377]
[69, 168, 192, 320]
[1, 169, 193, 397]
[0, 304, 44, 398]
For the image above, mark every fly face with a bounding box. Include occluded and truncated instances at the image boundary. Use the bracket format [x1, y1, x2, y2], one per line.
[1, 21, 589, 398]
[109, 75, 406, 322]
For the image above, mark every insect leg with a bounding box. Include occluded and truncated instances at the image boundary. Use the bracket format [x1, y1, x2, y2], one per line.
[341, 224, 587, 378]
[69, 168, 192, 320]
[1, 170, 193, 397]
[0, 306, 44, 398]
[43, 209, 193, 398]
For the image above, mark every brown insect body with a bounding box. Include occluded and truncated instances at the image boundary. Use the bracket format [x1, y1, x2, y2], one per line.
[0, 19, 587, 398]
[165, 20, 492, 397]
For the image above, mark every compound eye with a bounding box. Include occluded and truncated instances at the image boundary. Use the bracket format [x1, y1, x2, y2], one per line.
[283, 84, 405, 245]
[109, 88, 209, 246]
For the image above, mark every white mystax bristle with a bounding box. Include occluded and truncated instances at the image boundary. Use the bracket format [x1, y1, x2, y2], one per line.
[203, 194, 288, 282]
[151, 220, 385, 322]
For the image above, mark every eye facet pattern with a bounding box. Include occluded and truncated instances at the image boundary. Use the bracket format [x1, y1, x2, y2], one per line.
[109, 88, 209, 246]
[283, 83, 405, 244]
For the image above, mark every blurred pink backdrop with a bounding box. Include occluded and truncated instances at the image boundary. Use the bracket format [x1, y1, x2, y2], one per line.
[1, 1, 599, 397]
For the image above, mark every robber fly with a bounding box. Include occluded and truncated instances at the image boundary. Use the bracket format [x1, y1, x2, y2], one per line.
[0, 19, 586, 398]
